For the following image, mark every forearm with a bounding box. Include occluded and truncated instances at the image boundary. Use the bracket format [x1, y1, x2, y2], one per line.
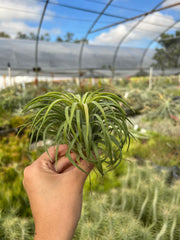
[33, 195, 82, 240]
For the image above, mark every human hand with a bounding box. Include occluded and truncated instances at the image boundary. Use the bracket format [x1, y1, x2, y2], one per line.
[23, 144, 94, 240]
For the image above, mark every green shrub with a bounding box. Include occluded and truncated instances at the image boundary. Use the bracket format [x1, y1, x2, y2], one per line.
[0, 131, 40, 217]
[126, 132, 180, 167]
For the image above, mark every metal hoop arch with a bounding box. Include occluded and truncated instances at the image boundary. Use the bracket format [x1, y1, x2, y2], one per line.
[111, 0, 166, 79]
[78, 0, 114, 82]
[35, 0, 49, 80]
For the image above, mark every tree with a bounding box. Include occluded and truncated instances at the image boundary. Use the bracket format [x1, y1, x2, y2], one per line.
[74, 38, 88, 44]
[64, 32, 74, 42]
[42, 33, 50, 41]
[56, 33, 88, 44]
[29, 32, 36, 40]
[0, 32, 10, 38]
[16, 32, 51, 41]
[56, 36, 63, 42]
[152, 31, 180, 71]
[16, 32, 29, 39]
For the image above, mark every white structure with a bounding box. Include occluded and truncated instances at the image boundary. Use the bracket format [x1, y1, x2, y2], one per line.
[0, 38, 179, 89]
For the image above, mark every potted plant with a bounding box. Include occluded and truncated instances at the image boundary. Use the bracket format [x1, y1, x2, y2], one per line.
[22, 90, 132, 175]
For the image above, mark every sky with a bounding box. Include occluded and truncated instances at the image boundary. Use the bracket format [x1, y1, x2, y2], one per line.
[0, 0, 180, 48]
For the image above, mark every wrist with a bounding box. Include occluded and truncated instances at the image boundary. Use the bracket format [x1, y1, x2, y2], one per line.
[34, 223, 76, 240]
[33, 212, 79, 240]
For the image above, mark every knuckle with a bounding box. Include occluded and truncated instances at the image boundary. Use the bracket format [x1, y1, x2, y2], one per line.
[47, 146, 54, 153]
[23, 162, 39, 189]
[23, 166, 30, 179]
[23, 166, 30, 178]
[23, 165, 33, 184]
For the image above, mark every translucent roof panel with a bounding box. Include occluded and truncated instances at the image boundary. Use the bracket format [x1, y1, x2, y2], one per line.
[0, 38, 155, 75]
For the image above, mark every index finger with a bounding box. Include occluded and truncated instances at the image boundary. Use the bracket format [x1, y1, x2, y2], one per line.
[38, 144, 69, 163]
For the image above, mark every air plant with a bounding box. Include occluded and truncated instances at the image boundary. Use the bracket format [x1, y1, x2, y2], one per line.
[22, 90, 132, 175]
[147, 92, 180, 121]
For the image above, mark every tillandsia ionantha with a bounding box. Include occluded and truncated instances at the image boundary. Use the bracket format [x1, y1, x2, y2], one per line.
[22, 90, 133, 176]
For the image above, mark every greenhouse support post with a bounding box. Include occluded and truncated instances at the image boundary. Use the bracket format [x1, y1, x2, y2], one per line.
[92, 78, 95, 86]
[149, 67, 153, 90]
[75, 77, 80, 86]
[3, 74, 6, 89]
[7, 63, 12, 87]
[8, 67, 12, 86]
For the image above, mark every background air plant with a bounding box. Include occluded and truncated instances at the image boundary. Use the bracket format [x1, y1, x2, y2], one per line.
[22, 91, 132, 175]
[146, 92, 180, 121]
